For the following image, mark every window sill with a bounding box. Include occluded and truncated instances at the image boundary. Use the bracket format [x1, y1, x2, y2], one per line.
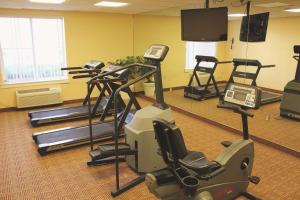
[184, 69, 193, 73]
[184, 69, 209, 77]
[1, 79, 70, 89]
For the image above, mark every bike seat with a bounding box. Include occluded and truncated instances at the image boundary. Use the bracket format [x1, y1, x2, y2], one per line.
[178, 151, 211, 174]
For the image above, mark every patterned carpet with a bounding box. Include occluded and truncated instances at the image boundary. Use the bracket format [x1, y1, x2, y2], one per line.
[0, 99, 299, 200]
[163, 89, 300, 152]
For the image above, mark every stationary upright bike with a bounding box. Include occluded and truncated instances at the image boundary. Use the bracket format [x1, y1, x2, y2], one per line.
[146, 83, 262, 200]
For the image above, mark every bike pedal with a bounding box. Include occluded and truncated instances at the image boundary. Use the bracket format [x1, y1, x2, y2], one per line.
[249, 176, 260, 184]
[221, 141, 232, 147]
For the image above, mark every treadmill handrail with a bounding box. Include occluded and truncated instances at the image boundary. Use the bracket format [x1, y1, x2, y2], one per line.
[233, 58, 275, 69]
[217, 61, 232, 64]
[61, 67, 82, 70]
[88, 63, 157, 84]
[113, 66, 157, 135]
[72, 74, 98, 79]
[261, 64, 275, 68]
[87, 63, 152, 149]
[69, 69, 102, 74]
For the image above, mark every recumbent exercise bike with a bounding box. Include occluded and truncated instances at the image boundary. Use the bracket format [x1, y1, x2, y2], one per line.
[146, 83, 262, 200]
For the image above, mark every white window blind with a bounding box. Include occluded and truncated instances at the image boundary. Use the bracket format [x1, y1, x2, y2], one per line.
[185, 41, 216, 70]
[0, 17, 67, 84]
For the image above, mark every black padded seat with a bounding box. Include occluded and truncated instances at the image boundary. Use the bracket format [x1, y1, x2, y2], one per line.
[179, 151, 211, 174]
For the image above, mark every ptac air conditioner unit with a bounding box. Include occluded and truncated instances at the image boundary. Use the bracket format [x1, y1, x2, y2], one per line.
[16, 87, 63, 108]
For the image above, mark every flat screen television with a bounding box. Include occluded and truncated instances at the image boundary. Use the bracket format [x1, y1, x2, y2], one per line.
[240, 12, 269, 42]
[181, 7, 228, 42]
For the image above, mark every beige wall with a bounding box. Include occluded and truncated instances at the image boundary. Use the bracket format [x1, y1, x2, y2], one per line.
[225, 17, 300, 90]
[0, 9, 134, 108]
[1, 8, 299, 108]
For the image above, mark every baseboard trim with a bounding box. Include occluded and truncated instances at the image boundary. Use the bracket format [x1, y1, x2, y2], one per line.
[139, 95, 299, 158]
[0, 85, 283, 112]
[163, 86, 185, 92]
[0, 107, 17, 112]
[168, 82, 283, 94]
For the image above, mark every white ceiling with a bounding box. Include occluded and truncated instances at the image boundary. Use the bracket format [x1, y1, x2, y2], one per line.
[0, 0, 300, 17]
[0, 0, 200, 14]
[144, 0, 300, 18]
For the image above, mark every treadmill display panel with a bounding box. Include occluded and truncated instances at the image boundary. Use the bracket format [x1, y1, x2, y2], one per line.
[234, 92, 247, 101]
[224, 83, 260, 108]
[144, 45, 169, 61]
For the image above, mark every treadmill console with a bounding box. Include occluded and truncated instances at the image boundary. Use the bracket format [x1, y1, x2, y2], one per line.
[224, 83, 261, 108]
[104, 65, 127, 75]
[84, 60, 104, 69]
[144, 44, 169, 61]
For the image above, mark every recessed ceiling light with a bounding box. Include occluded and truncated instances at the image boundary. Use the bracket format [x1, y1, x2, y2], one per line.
[285, 8, 300, 13]
[94, 1, 129, 7]
[29, 0, 65, 4]
[255, 2, 290, 8]
[228, 13, 246, 17]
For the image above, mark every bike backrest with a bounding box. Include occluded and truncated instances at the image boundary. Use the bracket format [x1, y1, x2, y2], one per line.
[153, 119, 188, 165]
[294, 45, 300, 54]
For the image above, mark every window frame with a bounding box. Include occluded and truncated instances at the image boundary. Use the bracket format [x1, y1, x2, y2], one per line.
[185, 41, 217, 73]
[0, 14, 68, 86]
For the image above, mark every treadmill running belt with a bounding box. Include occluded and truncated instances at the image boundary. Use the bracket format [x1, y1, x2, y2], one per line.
[30, 105, 101, 119]
[261, 90, 282, 104]
[36, 121, 114, 145]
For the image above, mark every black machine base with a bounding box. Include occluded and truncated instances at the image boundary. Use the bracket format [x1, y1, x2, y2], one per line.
[88, 143, 136, 166]
[89, 143, 135, 160]
[280, 80, 300, 120]
[87, 156, 126, 166]
[184, 84, 226, 100]
[241, 192, 261, 200]
[111, 175, 145, 197]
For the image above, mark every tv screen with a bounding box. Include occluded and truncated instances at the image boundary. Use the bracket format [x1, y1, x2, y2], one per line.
[240, 12, 269, 42]
[181, 7, 228, 42]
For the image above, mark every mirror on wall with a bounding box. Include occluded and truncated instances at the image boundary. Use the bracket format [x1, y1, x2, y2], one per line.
[135, 0, 300, 153]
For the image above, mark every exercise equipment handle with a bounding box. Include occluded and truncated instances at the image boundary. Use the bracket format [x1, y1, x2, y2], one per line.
[217, 61, 232, 64]
[72, 74, 98, 79]
[217, 103, 234, 110]
[260, 64, 275, 68]
[61, 67, 82, 70]
[88, 63, 156, 83]
[69, 69, 101, 74]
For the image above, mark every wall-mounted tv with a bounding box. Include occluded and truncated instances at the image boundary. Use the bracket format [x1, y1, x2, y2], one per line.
[240, 12, 269, 42]
[181, 7, 228, 42]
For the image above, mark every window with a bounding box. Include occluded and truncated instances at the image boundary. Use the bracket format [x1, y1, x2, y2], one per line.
[0, 16, 67, 84]
[185, 41, 216, 70]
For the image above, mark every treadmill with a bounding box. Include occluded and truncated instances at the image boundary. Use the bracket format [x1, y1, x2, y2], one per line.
[32, 65, 141, 155]
[184, 55, 231, 100]
[28, 61, 108, 127]
[221, 59, 282, 106]
[280, 45, 300, 120]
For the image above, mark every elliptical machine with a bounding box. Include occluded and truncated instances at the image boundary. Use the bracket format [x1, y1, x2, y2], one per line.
[87, 44, 174, 197]
[146, 83, 261, 200]
[280, 45, 300, 120]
